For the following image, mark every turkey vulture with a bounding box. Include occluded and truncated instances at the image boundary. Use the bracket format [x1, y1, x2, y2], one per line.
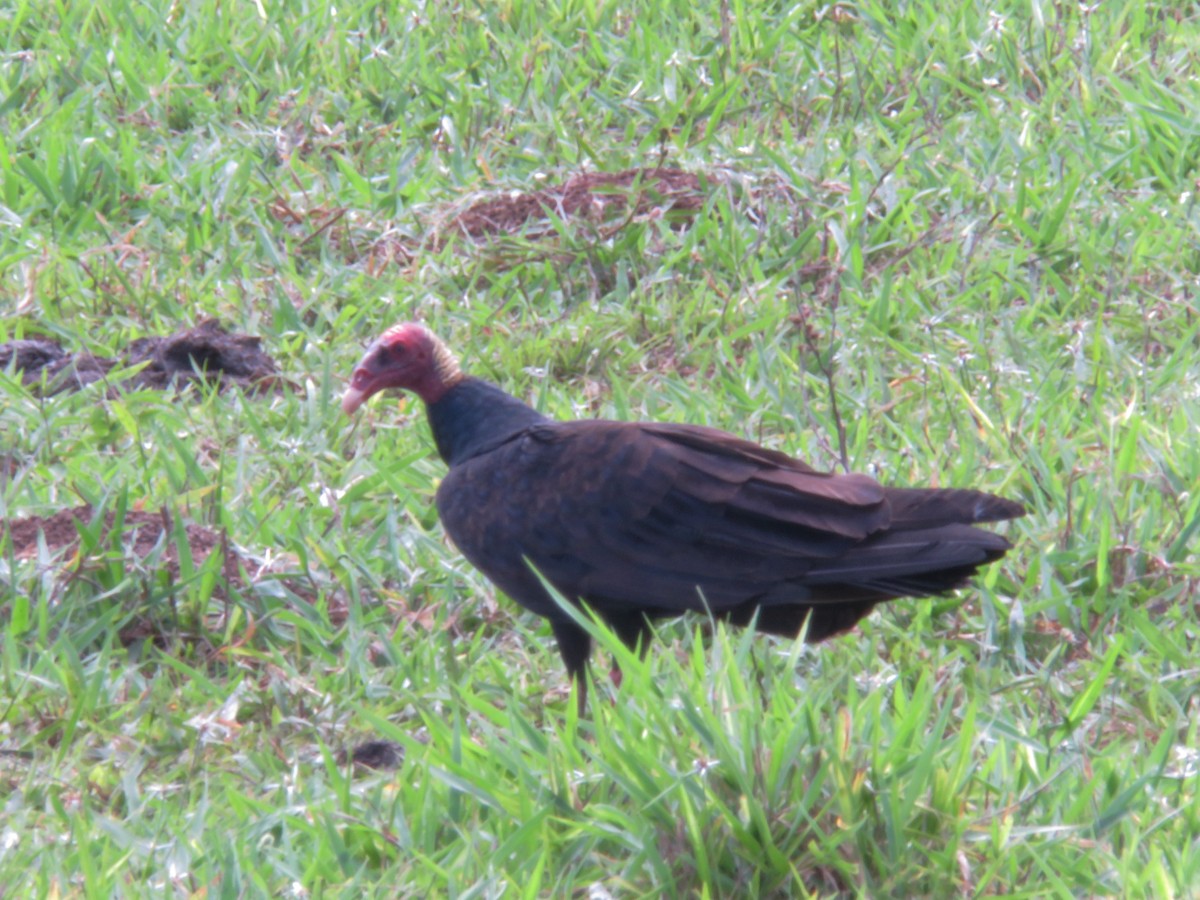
[343, 323, 1024, 707]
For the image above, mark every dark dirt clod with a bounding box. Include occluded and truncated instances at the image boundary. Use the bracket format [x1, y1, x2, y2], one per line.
[124, 319, 280, 389]
[341, 740, 405, 771]
[0, 339, 68, 372]
[34, 352, 117, 394]
[1, 319, 283, 397]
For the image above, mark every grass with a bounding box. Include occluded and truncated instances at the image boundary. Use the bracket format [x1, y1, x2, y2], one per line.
[2, 0, 1199, 895]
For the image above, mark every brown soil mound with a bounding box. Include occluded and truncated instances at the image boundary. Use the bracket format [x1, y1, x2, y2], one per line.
[1, 319, 282, 397]
[278, 166, 717, 269]
[437, 167, 707, 243]
[7, 504, 237, 587]
[5, 504, 346, 645]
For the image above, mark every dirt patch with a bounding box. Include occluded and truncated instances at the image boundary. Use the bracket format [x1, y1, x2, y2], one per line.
[7, 504, 237, 587]
[270, 166, 716, 269]
[435, 167, 707, 243]
[1, 319, 284, 397]
[5, 504, 346, 645]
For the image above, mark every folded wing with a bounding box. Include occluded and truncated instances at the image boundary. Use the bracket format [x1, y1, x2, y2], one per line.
[470, 421, 1021, 623]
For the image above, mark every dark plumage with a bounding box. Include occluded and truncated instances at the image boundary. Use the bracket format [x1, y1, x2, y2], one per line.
[344, 323, 1024, 706]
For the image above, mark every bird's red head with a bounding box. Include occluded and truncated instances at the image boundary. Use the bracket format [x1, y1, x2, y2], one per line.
[342, 322, 462, 414]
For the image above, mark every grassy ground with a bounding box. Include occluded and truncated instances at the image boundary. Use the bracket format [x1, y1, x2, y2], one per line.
[2, 0, 1198, 895]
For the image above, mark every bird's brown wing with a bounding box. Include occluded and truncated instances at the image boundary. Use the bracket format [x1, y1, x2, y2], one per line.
[542, 421, 896, 611]
[436, 420, 889, 614]
[438, 419, 1017, 622]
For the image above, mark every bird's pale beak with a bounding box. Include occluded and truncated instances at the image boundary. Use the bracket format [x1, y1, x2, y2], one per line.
[341, 384, 368, 415]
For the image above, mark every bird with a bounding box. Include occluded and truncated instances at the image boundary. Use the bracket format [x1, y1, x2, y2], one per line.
[343, 322, 1025, 709]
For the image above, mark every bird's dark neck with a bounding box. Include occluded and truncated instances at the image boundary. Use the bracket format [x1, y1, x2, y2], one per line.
[426, 377, 548, 466]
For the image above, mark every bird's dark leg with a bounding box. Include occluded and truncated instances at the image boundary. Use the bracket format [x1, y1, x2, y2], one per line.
[607, 613, 653, 692]
[551, 619, 592, 715]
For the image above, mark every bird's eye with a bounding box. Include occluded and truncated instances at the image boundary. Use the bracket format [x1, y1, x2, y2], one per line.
[377, 343, 404, 365]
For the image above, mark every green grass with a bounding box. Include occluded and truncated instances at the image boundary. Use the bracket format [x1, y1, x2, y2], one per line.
[2, 0, 1199, 895]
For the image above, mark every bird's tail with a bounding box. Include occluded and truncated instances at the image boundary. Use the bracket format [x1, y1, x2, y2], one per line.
[884, 486, 1026, 529]
[800, 522, 1010, 592]
[742, 488, 1024, 642]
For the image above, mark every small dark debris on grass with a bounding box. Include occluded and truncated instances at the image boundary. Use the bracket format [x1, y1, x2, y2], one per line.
[1, 318, 285, 397]
[342, 739, 405, 771]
